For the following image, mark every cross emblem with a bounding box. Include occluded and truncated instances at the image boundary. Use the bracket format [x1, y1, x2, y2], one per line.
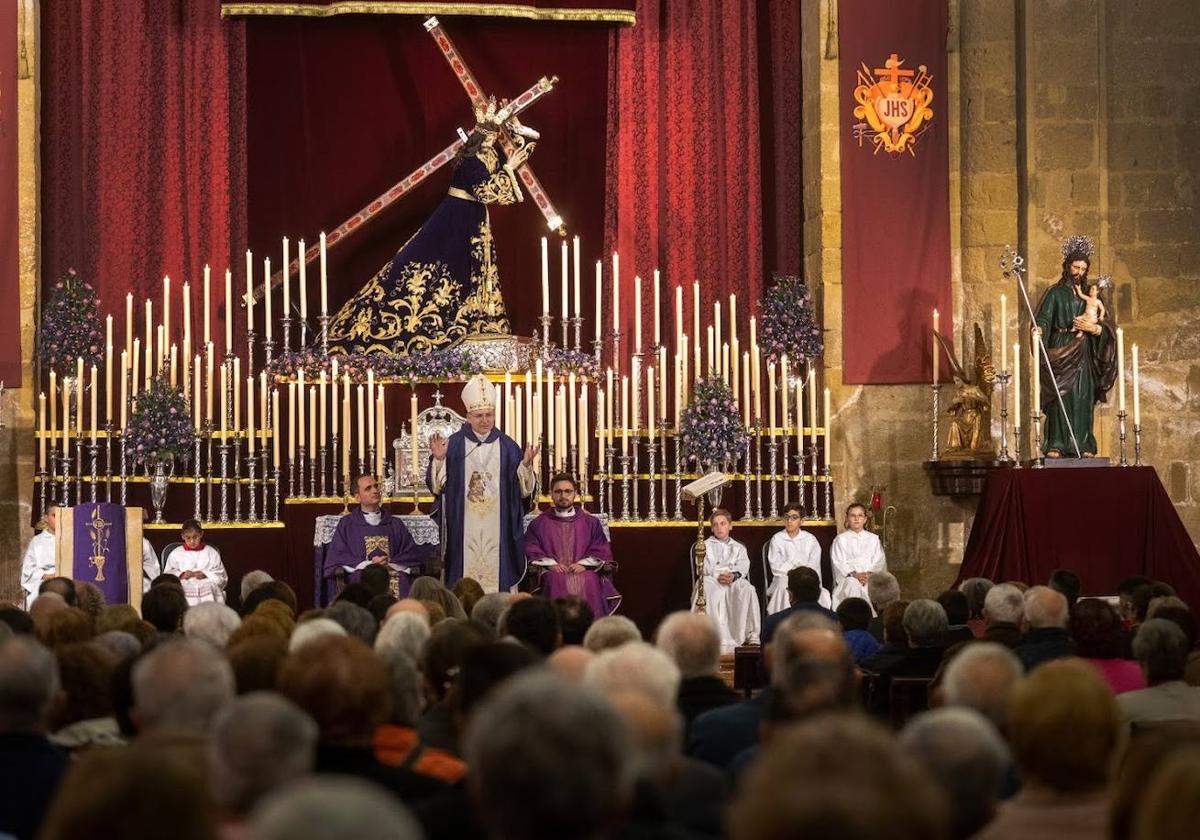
[873, 53, 914, 92]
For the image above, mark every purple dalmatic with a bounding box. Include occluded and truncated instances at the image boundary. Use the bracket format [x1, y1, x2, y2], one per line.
[524, 507, 621, 618]
[323, 508, 426, 602]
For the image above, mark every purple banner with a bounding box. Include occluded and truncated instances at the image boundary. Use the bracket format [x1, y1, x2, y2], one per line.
[72, 503, 129, 604]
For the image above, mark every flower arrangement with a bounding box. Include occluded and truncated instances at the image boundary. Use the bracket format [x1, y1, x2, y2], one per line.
[540, 347, 600, 379]
[39, 269, 103, 375]
[125, 377, 194, 465]
[266, 347, 484, 383]
[679, 376, 749, 468]
[758, 274, 823, 366]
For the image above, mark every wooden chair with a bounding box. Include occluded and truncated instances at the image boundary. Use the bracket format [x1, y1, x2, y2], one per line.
[888, 676, 934, 729]
[733, 644, 766, 697]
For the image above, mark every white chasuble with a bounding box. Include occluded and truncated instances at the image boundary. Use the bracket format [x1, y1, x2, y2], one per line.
[461, 437, 504, 592]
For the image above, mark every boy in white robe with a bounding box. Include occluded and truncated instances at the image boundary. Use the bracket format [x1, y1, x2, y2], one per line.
[162, 519, 227, 605]
[20, 507, 59, 609]
[766, 501, 830, 613]
[830, 503, 886, 609]
[692, 508, 761, 651]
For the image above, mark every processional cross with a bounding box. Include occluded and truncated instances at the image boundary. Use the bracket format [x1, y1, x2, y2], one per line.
[253, 16, 566, 303]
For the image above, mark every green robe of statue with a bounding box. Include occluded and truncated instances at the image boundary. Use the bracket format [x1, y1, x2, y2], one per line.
[1034, 282, 1118, 457]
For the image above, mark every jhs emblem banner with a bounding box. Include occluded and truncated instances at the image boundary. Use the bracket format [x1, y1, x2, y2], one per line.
[839, 0, 952, 384]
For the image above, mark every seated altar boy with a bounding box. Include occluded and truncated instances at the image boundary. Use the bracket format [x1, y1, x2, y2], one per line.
[162, 519, 228, 605]
[766, 501, 830, 613]
[323, 472, 425, 599]
[693, 508, 761, 651]
[524, 472, 620, 617]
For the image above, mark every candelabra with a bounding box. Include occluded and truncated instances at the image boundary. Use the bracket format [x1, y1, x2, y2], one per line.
[297, 445, 308, 499]
[260, 447, 271, 519]
[245, 329, 256, 379]
[809, 441, 820, 520]
[232, 434, 243, 522]
[997, 370, 1012, 462]
[742, 440, 753, 519]
[538, 313, 553, 349]
[1117, 409, 1129, 467]
[330, 435, 341, 502]
[780, 435, 791, 510]
[560, 314, 569, 349]
[272, 466, 282, 521]
[822, 465, 833, 521]
[630, 434, 642, 522]
[119, 432, 128, 506]
[88, 439, 99, 503]
[754, 420, 765, 523]
[1134, 423, 1143, 466]
[246, 450, 258, 522]
[367, 445, 376, 486]
[357, 455, 366, 484]
[300, 317, 308, 350]
[568, 443, 579, 487]
[38, 467, 48, 522]
[605, 445, 616, 520]
[263, 336, 276, 393]
[281, 315, 293, 358]
[766, 439, 780, 519]
[104, 424, 115, 503]
[309, 444, 319, 498]
[318, 313, 331, 357]
[610, 328, 621, 375]
[1031, 410, 1044, 469]
[624, 456, 633, 520]
[218, 440, 231, 522]
[592, 337, 603, 368]
[74, 434, 83, 508]
[205, 427, 215, 518]
[672, 436, 685, 521]
[192, 432, 204, 520]
[1013, 421, 1024, 469]
[645, 438, 659, 521]
[288, 449, 297, 501]
[931, 383, 941, 461]
[570, 315, 583, 352]
[318, 445, 328, 497]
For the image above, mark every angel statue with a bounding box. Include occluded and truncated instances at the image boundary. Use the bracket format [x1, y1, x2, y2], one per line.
[934, 324, 997, 459]
[327, 98, 539, 357]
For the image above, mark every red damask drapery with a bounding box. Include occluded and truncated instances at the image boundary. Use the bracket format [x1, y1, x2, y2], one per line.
[40, 0, 247, 343]
[604, 0, 801, 358]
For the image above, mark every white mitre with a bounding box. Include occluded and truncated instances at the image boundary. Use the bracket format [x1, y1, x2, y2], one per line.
[462, 374, 495, 413]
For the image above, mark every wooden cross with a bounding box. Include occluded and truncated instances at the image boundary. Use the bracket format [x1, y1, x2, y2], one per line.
[873, 53, 914, 92]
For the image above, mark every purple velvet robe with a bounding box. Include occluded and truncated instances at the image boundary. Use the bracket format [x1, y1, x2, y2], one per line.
[524, 508, 620, 617]
[323, 508, 425, 600]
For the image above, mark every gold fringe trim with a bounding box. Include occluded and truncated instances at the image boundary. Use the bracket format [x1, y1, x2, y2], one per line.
[220, 2, 636, 25]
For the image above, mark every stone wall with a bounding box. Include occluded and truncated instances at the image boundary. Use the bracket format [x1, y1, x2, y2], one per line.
[804, 0, 1200, 600]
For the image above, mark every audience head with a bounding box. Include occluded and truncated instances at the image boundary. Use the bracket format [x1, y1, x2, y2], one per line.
[765, 655, 858, 732]
[787, 566, 823, 605]
[1048, 569, 1082, 606]
[30, 592, 67, 637]
[465, 671, 633, 840]
[452, 641, 540, 723]
[1133, 618, 1191, 684]
[39, 576, 78, 606]
[470, 592, 510, 636]
[325, 601, 378, 645]
[585, 641, 682, 707]
[423, 619, 490, 702]
[278, 635, 391, 746]
[227, 635, 289, 695]
[770, 612, 846, 685]
[367, 594, 398, 625]
[1117, 575, 1154, 621]
[1007, 661, 1119, 794]
[728, 713, 949, 840]
[554, 597, 595, 647]
[903, 600, 949, 647]
[867, 570, 901, 613]
[41, 607, 94, 648]
[94, 630, 142, 662]
[359, 565, 391, 600]
[1126, 581, 1174, 625]
[983, 583, 1024, 626]
[182, 602, 241, 648]
[941, 642, 1023, 730]
[0, 636, 60, 733]
[958, 577, 993, 620]
[97, 603, 141, 635]
[287, 617, 347, 652]
[936, 590, 969, 626]
[241, 580, 299, 617]
[74, 581, 106, 627]
[546, 645, 595, 682]
[387, 598, 430, 623]
[334, 582, 372, 609]
[500, 596, 561, 656]
[131, 638, 235, 735]
[151, 572, 182, 589]
[51, 642, 118, 730]
[239, 570, 274, 603]
[375, 611, 431, 664]
[250, 777, 423, 840]
[882, 599, 911, 645]
[410, 575, 468, 621]
[1131, 746, 1200, 840]
[141, 584, 189, 633]
[1149, 603, 1197, 651]
[0, 606, 35, 636]
[1070, 598, 1124, 659]
[376, 646, 423, 726]
[209, 692, 318, 817]
[655, 611, 722, 679]
[836, 597, 874, 633]
[900, 708, 1011, 840]
[583, 614, 642, 653]
[1022, 586, 1069, 630]
[453, 577, 486, 617]
[1111, 725, 1200, 840]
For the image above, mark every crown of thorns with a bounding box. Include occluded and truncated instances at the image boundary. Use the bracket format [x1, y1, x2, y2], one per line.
[1061, 235, 1096, 261]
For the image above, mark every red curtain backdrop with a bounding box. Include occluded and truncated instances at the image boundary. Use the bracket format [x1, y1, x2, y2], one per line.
[244, 15, 610, 342]
[838, 0, 950, 384]
[604, 0, 801, 359]
[40, 0, 247, 347]
[0, 0, 19, 385]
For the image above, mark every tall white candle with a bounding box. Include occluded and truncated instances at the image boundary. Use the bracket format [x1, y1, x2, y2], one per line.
[767, 362, 777, 437]
[560, 240, 569, 321]
[245, 250, 254, 329]
[298, 238, 308, 322]
[126, 292, 134, 360]
[320, 232, 328, 316]
[932, 308, 940, 384]
[1132, 344, 1141, 426]
[1032, 339, 1041, 417]
[202, 266, 210, 346]
[541, 237, 549, 314]
[1117, 326, 1126, 412]
[634, 275, 642, 352]
[264, 257, 272, 341]
[1012, 342, 1021, 425]
[621, 375, 629, 456]
[1000, 294, 1008, 372]
[594, 260, 603, 341]
[162, 275, 171, 353]
[225, 269, 234, 355]
[823, 387, 832, 466]
[648, 368, 656, 439]
[653, 269, 661, 347]
[297, 368, 306, 448]
[282, 237, 290, 325]
[247, 376, 256, 454]
[572, 236, 581, 319]
[612, 252, 620, 332]
[273, 389, 281, 468]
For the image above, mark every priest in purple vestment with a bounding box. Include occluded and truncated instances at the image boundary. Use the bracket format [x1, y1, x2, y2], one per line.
[524, 473, 620, 618]
[323, 473, 426, 601]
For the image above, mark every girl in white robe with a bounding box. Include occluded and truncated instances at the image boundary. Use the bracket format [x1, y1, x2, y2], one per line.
[162, 520, 227, 605]
[766, 503, 830, 614]
[830, 503, 886, 609]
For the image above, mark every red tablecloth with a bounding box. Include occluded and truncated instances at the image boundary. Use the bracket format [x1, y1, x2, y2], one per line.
[956, 466, 1200, 607]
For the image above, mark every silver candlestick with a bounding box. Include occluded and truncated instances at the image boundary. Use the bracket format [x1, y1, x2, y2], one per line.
[560, 314, 569, 350]
[610, 328, 621, 375]
[300, 318, 308, 350]
[742, 440, 753, 519]
[539, 313, 553, 350]
[570, 315, 583, 352]
[38, 468, 49, 522]
[1117, 409, 1129, 467]
[73, 434, 83, 507]
[997, 370, 1012, 462]
[119, 432, 128, 506]
[281, 315, 293, 356]
[672, 436, 685, 521]
[1031, 410, 1044, 468]
[330, 435, 341, 502]
[104, 423, 114, 503]
[605, 445, 616, 520]
[931, 383, 941, 461]
[272, 466, 282, 521]
[822, 465, 832, 521]
[809, 441, 819, 521]
[318, 313, 331, 357]
[205, 426, 215, 519]
[245, 330, 256, 379]
[218, 441, 231, 522]
[766, 439, 780, 519]
[620, 454, 633, 521]
[592, 337, 603, 369]
[88, 440, 99, 503]
[297, 445, 308, 498]
[232, 434, 243, 522]
[569, 443, 579, 486]
[193, 431, 203, 520]
[309, 444, 319, 497]
[367, 445, 376, 483]
[754, 420, 765, 522]
[288, 449, 297, 501]
[260, 448, 271, 518]
[1134, 423, 1143, 466]
[318, 445, 328, 497]
[646, 439, 660, 521]
[246, 452, 258, 522]
[630, 433, 641, 522]
[263, 338, 276, 393]
[780, 436, 791, 510]
[1013, 422, 1024, 469]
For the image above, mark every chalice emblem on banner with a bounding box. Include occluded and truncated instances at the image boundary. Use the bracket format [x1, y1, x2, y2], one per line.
[88, 506, 112, 582]
[852, 52, 934, 156]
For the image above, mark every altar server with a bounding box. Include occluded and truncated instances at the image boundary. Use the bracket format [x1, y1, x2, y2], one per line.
[20, 507, 59, 609]
[765, 501, 829, 613]
[162, 519, 228, 605]
[830, 503, 887, 609]
[693, 508, 760, 651]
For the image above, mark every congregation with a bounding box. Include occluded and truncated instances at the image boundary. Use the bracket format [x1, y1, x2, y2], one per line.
[3, 547, 1200, 840]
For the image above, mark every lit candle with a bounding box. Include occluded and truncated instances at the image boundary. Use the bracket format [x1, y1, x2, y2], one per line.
[331, 358, 340, 441]
[367, 369, 376, 455]
[76, 368, 84, 439]
[722, 343, 730, 386]
[245, 250, 254, 330]
[272, 388, 281, 468]
[264, 257, 272, 341]
[125, 293, 134, 359]
[781, 354, 790, 428]
[233, 356, 241, 434]
[605, 367, 614, 449]
[282, 237, 290, 329]
[731, 332, 740, 406]
[932, 309, 940, 384]
[653, 269, 661, 347]
[659, 351, 667, 420]
[144, 299, 153, 365]
[156, 326, 164, 374]
[706, 326, 714, 375]
[259, 372, 268, 455]
[181, 282, 191, 369]
[767, 361, 777, 438]
[634, 275, 642, 353]
[611, 252, 620, 333]
[808, 368, 817, 455]
[220, 362, 228, 438]
[795, 380, 803, 452]
[205, 344, 214, 423]
[1032, 339, 1041, 417]
[598, 388, 607, 450]
[541, 237, 549, 314]
[49, 371, 57, 450]
[1117, 326, 1126, 412]
[1013, 343, 1021, 426]
[572, 236, 581, 319]
[621, 375, 629, 456]
[342, 374, 351, 478]
[1132, 344, 1141, 427]
[319, 370, 327, 450]
[90, 364, 98, 443]
[119, 354, 128, 429]
[309, 387, 317, 466]
[714, 301, 721, 358]
[298, 238, 308, 323]
[38, 392, 46, 471]
[131, 338, 140, 399]
[631, 358, 641, 435]
[376, 386, 386, 479]
[1000, 294, 1008, 372]
[288, 383, 296, 460]
[594, 260, 603, 342]
[163, 275, 171, 353]
[648, 368, 656, 439]
[578, 388, 588, 480]
[170, 344, 178, 388]
[203, 266, 211, 347]
[357, 385, 365, 461]
[192, 355, 201, 430]
[823, 387, 832, 466]
[297, 368, 306, 449]
[410, 390, 419, 475]
[743, 353, 751, 428]
[247, 376, 256, 455]
[60, 376, 69, 457]
[675, 355, 683, 427]
[105, 316, 113, 423]
[568, 372, 577, 452]
[320, 232, 328, 316]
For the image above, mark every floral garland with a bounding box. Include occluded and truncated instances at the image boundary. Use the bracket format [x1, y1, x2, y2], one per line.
[759, 274, 824, 366]
[679, 376, 749, 468]
[540, 347, 600, 379]
[125, 377, 193, 465]
[266, 347, 484, 383]
[39, 269, 104, 375]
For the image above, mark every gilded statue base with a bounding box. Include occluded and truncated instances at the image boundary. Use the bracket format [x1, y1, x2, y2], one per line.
[459, 333, 536, 373]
